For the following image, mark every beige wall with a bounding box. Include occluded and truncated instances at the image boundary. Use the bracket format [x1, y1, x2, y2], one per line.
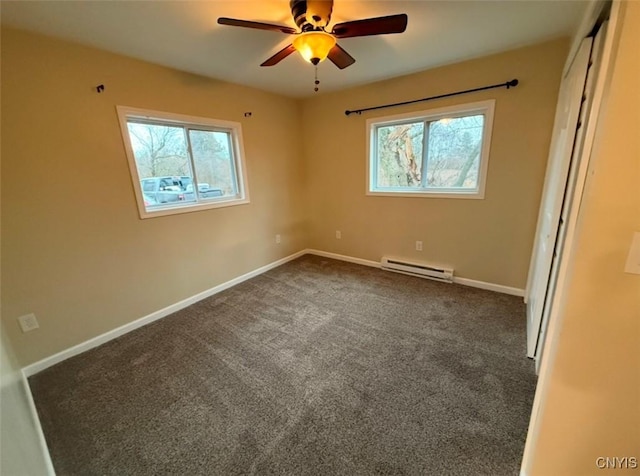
[528, 1, 640, 474]
[302, 39, 568, 289]
[1, 28, 307, 366]
[1, 47, 51, 474]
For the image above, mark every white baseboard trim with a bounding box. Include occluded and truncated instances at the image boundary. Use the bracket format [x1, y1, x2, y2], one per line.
[306, 249, 381, 268]
[306, 249, 524, 297]
[20, 369, 56, 475]
[453, 277, 525, 297]
[22, 250, 307, 377]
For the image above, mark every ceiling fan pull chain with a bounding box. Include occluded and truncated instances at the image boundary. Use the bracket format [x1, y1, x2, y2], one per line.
[314, 65, 320, 93]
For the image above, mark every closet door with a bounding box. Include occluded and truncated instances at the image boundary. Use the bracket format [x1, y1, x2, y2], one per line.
[534, 24, 607, 370]
[525, 37, 593, 358]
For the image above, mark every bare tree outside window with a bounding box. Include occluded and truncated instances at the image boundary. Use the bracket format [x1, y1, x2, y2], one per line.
[127, 123, 190, 178]
[376, 122, 424, 187]
[426, 115, 483, 188]
[189, 130, 237, 196]
[368, 101, 493, 198]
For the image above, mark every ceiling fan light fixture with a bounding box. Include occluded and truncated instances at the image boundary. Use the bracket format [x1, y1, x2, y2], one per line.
[292, 31, 336, 65]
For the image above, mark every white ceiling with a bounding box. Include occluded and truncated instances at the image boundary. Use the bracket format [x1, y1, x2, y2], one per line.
[1, 1, 588, 98]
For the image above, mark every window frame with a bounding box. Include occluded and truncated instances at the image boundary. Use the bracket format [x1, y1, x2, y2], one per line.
[366, 99, 495, 199]
[116, 106, 250, 219]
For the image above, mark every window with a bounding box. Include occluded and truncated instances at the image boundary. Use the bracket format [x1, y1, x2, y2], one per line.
[367, 100, 495, 198]
[117, 106, 249, 218]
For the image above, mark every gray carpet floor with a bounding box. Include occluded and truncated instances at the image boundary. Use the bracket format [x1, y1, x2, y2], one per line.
[30, 255, 536, 475]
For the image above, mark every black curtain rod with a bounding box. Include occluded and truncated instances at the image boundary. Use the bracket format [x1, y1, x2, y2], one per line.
[344, 78, 519, 116]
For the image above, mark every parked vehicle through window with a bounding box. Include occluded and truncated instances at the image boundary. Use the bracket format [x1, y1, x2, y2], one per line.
[117, 106, 249, 218]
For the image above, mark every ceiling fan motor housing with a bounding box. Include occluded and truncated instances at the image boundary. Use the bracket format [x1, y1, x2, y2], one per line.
[290, 0, 334, 31]
[218, 1, 405, 70]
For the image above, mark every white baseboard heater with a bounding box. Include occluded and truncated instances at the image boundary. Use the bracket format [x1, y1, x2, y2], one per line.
[381, 256, 454, 283]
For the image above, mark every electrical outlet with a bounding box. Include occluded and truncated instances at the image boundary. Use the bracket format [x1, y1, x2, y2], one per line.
[416, 241, 423, 251]
[275, 234, 281, 244]
[336, 230, 341, 239]
[18, 313, 39, 333]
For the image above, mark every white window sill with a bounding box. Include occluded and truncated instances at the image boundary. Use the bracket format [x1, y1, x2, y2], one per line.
[366, 190, 485, 199]
[139, 197, 250, 219]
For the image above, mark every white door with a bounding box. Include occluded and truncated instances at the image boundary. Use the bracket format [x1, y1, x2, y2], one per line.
[525, 38, 593, 358]
[534, 25, 607, 370]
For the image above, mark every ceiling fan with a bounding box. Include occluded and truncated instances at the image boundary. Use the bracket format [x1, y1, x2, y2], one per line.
[217, 0, 408, 69]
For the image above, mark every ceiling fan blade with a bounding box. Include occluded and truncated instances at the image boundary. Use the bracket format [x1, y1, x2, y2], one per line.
[331, 14, 408, 39]
[217, 17, 297, 35]
[327, 44, 355, 69]
[261, 44, 297, 67]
